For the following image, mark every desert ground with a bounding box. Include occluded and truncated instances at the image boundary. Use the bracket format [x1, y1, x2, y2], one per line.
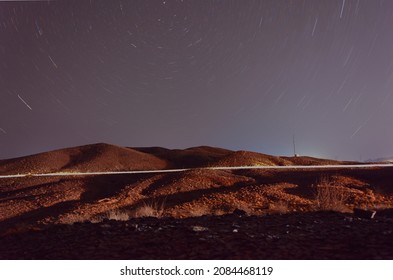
[1, 143, 393, 259]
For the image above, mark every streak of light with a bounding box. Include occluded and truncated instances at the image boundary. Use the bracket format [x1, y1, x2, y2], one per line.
[48, 55, 58, 68]
[297, 95, 306, 107]
[275, 90, 286, 104]
[367, 33, 378, 57]
[102, 86, 114, 94]
[350, 125, 362, 138]
[311, 17, 318, 36]
[2, 164, 393, 179]
[0, 128, 6, 134]
[259, 16, 263, 27]
[343, 46, 354, 67]
[351, 111, 375, 139]
[355, 0, 360, 15]
[340, 0, 346, 18]
[17, 95, 33, 110]
[343, 98, 353, 112]
[335, 75, 349, 96]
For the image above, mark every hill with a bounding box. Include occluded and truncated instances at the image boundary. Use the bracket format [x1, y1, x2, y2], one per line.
[0, 143, 351, 175]
[0, 143, 168, 175]
[0, 143, 392, 241]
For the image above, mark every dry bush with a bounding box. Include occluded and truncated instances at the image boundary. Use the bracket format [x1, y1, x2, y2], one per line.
[60, 214, 87, 225]
[233, 204, 253, 215]
[82, 209, 132, 223]
[212, 208, 227, 216]
[186, 206, 211, 217]
[133, 200, 166, 218]
[313, 177, 349, 212]
[269, 201, 289, 214]
[106, 209, 131, 221]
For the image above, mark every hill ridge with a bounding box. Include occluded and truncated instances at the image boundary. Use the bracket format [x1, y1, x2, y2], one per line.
[0, 142, 352, 176]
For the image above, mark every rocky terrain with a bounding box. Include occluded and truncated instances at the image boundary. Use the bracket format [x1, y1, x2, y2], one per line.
[1, 143, 393, 259]
[1, 211, 393, 259]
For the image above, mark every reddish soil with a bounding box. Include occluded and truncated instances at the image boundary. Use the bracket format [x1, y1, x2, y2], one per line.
[1, 143, 393, 259]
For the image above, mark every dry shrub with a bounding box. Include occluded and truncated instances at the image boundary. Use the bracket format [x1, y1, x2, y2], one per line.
[84, 209, 131, 223]
[269, 201, 289, 214]
[106, 209, 130, 221]
[234, 204, 253, 215]
[313, 177, 349, 212]
[133, 200, 165, 218]
[186, 206, 211, 217]
[212, 208, 227, 216]
[167, 204, 211, 218]
[60, 214, 86, 225]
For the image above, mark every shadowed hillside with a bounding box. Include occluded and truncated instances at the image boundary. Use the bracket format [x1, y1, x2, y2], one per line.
[0, 143, 392, 236]
[0, 143, 168, 175]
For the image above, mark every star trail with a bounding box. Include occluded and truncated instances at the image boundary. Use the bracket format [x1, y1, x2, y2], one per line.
[1, 0, 393, 161]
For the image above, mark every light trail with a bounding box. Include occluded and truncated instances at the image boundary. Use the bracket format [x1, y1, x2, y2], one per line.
[1, 164, 393, 179]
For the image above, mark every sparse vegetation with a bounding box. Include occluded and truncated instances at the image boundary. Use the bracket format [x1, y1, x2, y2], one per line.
[184, 206, 211, 217]
[313, 177, 349, 212]
[59, 214, 87, 225]
[61, 209, 132, 224]
[269, 200, 290, 214]
[106, 209, 131, 221]
[132, 199, 166, 218]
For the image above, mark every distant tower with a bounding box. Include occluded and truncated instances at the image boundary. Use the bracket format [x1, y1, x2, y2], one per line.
[293, 135, 298, 157]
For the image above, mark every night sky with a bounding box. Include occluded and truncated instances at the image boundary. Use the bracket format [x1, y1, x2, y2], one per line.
[1, 0, 393, 161]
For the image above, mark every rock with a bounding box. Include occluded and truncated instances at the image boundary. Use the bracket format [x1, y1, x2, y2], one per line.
[191, 225, 209, 232]
[353, 208, 376, 219]
[232, 208, 247, 216]
[232, 223, 241, 228]
[344, 216, 353, 222]
[100, 224, 111, 228]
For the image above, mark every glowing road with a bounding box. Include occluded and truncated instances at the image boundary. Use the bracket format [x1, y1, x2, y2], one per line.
[1, 163, 393, 179]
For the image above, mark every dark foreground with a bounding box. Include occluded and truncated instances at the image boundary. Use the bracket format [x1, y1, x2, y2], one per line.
[1, 211, 393, 260]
